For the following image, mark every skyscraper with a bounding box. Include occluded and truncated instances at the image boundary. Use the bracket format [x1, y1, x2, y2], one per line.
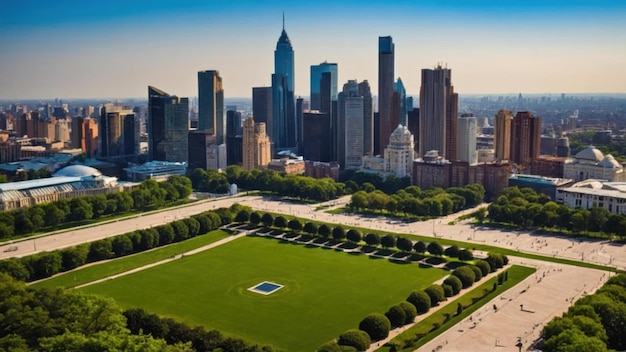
[198, 70, 225, 144]
[456, 114, 477, 164]
[494, 109, 513, 161]
[99, 103, 136, 159]
[377, 36, 395, 155]
[272, 16, 296, 151]
[418, 64, 458, 160]
[337, 80, 373, 169]
[310, 62, 338, 111]
[510, 111, 541, 165]
[242, 118, 271, 170]
[252, 87, 273, 133]
[148, 86, 189, 162]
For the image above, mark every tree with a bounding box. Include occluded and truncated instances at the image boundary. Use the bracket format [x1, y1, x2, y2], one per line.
[274, 216, 287, 229]
[351, 191, 369, 210]
[424, 285, 446, 306]
[380, 234, 397, 249]
[543, 329, 608, 352]
[386, 305, 408, 329]
[288, 219, 302, 233]
[303, 222, 318, 236]
[486, 253, 504, 271]
[458, 249, 474, 261]
[443, 276, 463, 296]
[172, 221, 190, 242]
[444, 245, 460, 258]
[399, 301, 417, 325]
[427, 241, 444, 256]
[184, 218, 200, 237]
[396, 237, 413, 252]
[474, 260, 491, 277]
[157, 224, 175, 245]
[413, 241, 426, 253]
[88, 239, 113, 262]
[359, 313, 391, 340]
[364, 233, 380, 247]
[61, 245, 89, 271]
[407, 290, 431, 314]
[318, 224, 331, 238]
[346, 229, 362, 243]
[452, 266, 476, 288]
[261, 213, 274, 228]
[332, 226, 346, 240]
[111, 235, 134, 257]
[68, 198, 93, 222]
[235, 209, 250, 223]
[249, 212, 261, 226]
[469, 265, 483, 281]
[337, 329, 371, 351]
[31, 252, 62, 279]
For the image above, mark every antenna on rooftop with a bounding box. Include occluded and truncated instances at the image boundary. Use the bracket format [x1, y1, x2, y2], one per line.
[282, 12, 285, 30]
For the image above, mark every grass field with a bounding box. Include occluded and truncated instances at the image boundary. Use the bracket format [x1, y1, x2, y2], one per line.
[79, 235, 450, 350]
[31, 230, 231, 290]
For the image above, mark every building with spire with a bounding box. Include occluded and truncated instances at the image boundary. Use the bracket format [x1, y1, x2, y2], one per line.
[271, 15, 296, 152]
[148, 86, 189, 162]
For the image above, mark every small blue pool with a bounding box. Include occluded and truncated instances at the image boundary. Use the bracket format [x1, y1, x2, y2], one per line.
[249, 281, 284, 295]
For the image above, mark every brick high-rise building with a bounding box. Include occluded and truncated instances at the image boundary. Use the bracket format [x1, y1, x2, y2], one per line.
[494, 109, 513, 162]
[510, 111, 541, 166]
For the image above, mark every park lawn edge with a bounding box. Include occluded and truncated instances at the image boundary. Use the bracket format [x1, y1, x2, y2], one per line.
[29, 230, 231, 290]
[376, 265, 536, 351]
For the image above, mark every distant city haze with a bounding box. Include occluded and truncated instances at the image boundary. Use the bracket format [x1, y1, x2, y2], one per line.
[1, 1, 625, 100]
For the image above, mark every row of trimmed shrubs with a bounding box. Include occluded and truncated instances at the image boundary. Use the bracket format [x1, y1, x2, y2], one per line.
[0, 208, 231, 282]
[320, 253, 509, 351]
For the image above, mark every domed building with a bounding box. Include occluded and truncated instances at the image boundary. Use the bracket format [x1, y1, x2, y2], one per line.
[563, 146, 625, 182]
[384, 125, 415, 178]
[0, 164, 119, 211]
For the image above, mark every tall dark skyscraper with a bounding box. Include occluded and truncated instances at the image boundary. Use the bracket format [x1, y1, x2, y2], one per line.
[377, 36, 395, 155]
[310, 62, 338, 111]
[198, 70, 225, 144]
[510, 111, 541, 165]
[272, 16, 296, 152]
[418, 64, 458, 160]
[99, 103, 137, 160]
[148, 86, 189, 162]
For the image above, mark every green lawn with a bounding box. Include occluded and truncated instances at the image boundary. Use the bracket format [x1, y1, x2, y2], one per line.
[79, 235, 449, 350]
[31, 230, 230, 290]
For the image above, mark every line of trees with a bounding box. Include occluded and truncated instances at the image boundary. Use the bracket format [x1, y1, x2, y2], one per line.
[0, 175, 193, 240]
[541, 273, 626, 352]
[0, 273, 271, 351]
[487, 186, 626, 238]
[349, 183, 485, 218]
[0, 206, 230, 282]
[321, 260, 510, 351]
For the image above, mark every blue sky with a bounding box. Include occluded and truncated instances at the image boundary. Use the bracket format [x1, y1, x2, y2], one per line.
[1, 0, 625, 99]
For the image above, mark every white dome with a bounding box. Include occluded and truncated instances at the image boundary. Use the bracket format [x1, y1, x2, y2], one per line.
[575, 146, 604, 162]
[53, 165, 102, 177]
[598, 155, 621, 168]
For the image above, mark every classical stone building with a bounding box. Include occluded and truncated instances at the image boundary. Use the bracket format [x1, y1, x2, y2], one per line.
[557, 179, 626, 215]
[563, 146, 625, 182]
[242, 118, 271, 170]
[384, 125, 414, 178]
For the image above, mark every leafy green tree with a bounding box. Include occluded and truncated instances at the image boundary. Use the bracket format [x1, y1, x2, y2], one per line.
[380, 234, 396, 249]
[288, 219, 302, 233]
[452, 266, 476, 288]
[424, 285, 446, 306]
[337, 329, 371, 351]
[486, 253, 504, 271]
[249, 212, 261, 226]
[458, 249, 474, 261]
[443, 276, 463, 296]
[183, 218, 200, 237]
[469, 265, 483, 281]
[364, 233, 380, 247]
[261, 213, 274, 227]
[358, 313, 391, 340]
[399, 301, 417, 324]
[474, 260, 491, 277]
[31, 252, 62, 279]
[88, 239, 113, 262]
[303, 222, 318, 235]
[111, 235, 134, 257]
[318, 224, 331, 238]
[346, 229, 362, 243]
[407, 290, 431, 314]
[396, 237, 413, 252]
[332, 226, 346, 240]
[427, 241, 444, 256]
[274, 216, 287, 229]
[351, 191, 369, 210]
[68, 198, 94, 222]
[413, 241, 426, 253]
[543, 329, 608, 352]
[444, 244, 460, 257]
[90, 195, 108, 218]
[385, 305, 407, 328]
[157, 224, 175, 245]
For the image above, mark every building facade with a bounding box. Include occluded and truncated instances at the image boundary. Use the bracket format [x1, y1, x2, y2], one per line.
[494, 109, 513, 161]
[271, 20, 296, 152]
[310, 62, 338, 111]
[148, 86, 189, 162]
[242, 118, 271, 170]
[197, 70, 225, 143]
[377, 36, 396, 155]
[384, 125, 414, 178]
[418, 65, 458, 160]
[558, 179, 626, 215]
[457, 114, 477, 164]
[563, 146, 626, 182]
[510, 111, 541, 166]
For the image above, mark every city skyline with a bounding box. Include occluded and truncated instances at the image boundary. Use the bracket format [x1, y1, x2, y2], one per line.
[1, 1, 625, 100]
